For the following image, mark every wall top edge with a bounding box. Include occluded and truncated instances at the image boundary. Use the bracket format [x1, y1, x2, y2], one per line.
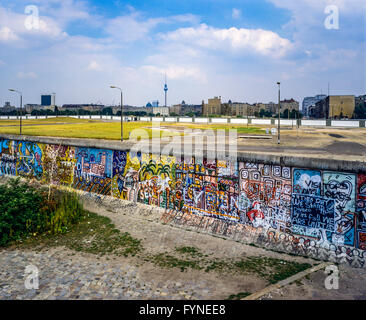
[1, 133, 365, 173]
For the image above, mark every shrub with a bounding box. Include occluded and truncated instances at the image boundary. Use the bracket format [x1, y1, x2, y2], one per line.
[0, 179, 85, 246]
[45, 192, 85, 235]
[0, 179, 44, 246]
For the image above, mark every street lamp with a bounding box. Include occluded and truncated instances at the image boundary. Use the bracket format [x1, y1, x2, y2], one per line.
[9, 89, 23, 135]
[277, 82, 281, 145]
[110, 86, 123, 141]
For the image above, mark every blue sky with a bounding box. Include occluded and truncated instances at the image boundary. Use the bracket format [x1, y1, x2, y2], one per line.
[0, 0, 365, 107]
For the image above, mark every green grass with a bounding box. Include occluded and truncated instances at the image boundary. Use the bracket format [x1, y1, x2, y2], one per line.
[226, 292, 251, 300]
[0, 117, 265, 139]
[234, 257, 311, 284]
[0, 120, 180, 140]
[149, 246, 312, 284]
[16, 211, 143, 257]
[175, 246, 204, 258]
[151, 253, 203, 272]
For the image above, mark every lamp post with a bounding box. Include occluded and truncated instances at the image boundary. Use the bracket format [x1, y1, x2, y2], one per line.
[110, 86, 123, 141]
[277, 82, 281, 144]
[9, 89, 23, 135]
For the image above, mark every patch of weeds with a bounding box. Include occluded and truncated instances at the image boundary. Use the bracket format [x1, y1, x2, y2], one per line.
[175, 246, 203, 258]
[17, 211, 143, 257]
[226, 292, 251, 300]
[204, 260, 231, 273]
[268, 260, 312, 284]
[234, 257, 269, 277]
[294, 279, 303, 286]
[233, 257, 312, 284]
[151, 253, 203, 272]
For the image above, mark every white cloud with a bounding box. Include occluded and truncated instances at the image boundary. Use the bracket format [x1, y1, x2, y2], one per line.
[269, 0, 366, 13]
[0, 7, 67, 46]
[104, 13, 200, 43]
[17, 72, 38, 79]
[87, 61, 103, 71]
[0, 27, 19, 42]
[160, 24, 293, 58]
[232, 8, 241, 20]
[105, 14, 162, 42]
[141, 65, 207, 83]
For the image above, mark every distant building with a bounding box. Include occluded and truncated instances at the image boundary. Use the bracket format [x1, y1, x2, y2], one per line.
[280, 99, 300, 114]
[169, 102, 202, 116]
[152, 107, 169, 116]
[203, 97, 222, 116]
[356, 95, 366, 106]
[302, 95, 327, 116]
[309, 95, 355, 119]
[25, 104, 41, 113]
[265, 102, 277, 114]
[59, 104, 104, 113]
[230, 103, 251, 117]
[1, 102, 16, 114]
[41, 95, 52, 106]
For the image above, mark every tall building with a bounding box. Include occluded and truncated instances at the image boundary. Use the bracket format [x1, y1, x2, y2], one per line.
[309, 95, 355, 119]
[164, 74, 168, 107]
[230, 103, 251, 117]
[302, 95, 327, 116]
[41, 95, 52, 106]
[202, 97, 222, 116]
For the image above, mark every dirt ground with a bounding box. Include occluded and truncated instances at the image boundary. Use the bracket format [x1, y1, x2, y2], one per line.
[160, 125, 366, 161]
[79, 196, 318, 299]
[80, 196, 366, 300]
[260, 264, 366, 300]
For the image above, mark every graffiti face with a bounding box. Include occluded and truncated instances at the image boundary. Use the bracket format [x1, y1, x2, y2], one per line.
[323, 172, 356, 246]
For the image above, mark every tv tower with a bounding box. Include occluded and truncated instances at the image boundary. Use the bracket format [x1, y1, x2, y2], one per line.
[164, 73, 168, 107]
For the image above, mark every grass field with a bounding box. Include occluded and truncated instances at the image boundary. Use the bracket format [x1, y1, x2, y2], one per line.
[0, 117, 265, 140]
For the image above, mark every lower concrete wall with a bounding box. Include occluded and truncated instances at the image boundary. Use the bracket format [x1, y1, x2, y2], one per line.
[1, 136, 366, 267]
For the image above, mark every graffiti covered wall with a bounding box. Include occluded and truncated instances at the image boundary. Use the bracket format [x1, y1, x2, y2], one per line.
[1, 138, 366, 265]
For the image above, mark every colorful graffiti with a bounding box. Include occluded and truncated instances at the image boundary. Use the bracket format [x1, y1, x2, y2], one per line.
[73, 148, 113, 195]
[42, 144, 76, 186]
[14, 140, 44, 180]
[1, 138, 366, 254]
[0, 140, 16, 176]
[238, 163, 292, 231]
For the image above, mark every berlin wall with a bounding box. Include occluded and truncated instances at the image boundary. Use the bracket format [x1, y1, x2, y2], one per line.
[1, 134, 366, 267]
